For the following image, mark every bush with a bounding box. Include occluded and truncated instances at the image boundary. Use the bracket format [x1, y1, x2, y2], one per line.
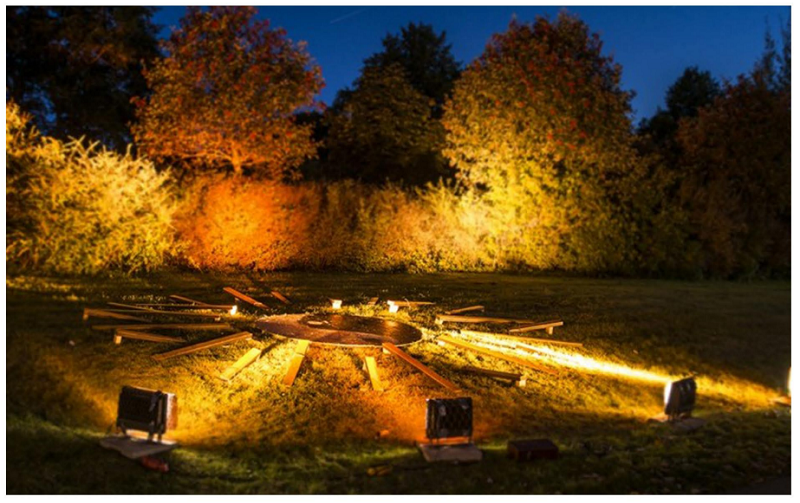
[174, 176, 491, 272]
[6, 102, 177, 274]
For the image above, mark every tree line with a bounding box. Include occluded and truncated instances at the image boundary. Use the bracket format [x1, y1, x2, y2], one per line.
[6, 7, 791, 278]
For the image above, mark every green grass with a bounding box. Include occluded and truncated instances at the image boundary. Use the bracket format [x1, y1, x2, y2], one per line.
[6, 271, 791, 494]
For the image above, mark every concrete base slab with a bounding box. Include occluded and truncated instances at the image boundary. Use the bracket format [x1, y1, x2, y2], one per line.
[100, 435, 178, 460]
[418, 442, 482, 463]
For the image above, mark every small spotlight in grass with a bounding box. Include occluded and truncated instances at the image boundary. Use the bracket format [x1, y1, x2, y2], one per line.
[664, 377, 697, 420]
[330, 299, 342, 309]
[229, 304, 238, 316]
[418, 397, 482, 463]
[388, 301, 399, 313]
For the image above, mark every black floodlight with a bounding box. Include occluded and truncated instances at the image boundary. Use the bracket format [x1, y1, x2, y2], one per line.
[425, 397, 473, 442]
[664, 377, 696, 420]
[116, 385, 177, 441]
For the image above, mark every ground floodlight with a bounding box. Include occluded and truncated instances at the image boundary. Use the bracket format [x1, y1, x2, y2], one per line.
[388, 301, 399, 313]
[664, 377, 696, 420]
[330, 299, 342, 309]
[229, 304, 238, 316]
[425, 397, 473, 442]
[419, 397, 482, 463]
[116, 385, 177, 442]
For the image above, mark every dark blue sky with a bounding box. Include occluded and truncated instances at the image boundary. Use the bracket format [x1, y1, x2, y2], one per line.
[153, 6, 789, 121]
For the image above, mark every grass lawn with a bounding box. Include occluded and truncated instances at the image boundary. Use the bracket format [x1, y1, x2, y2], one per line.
[6, 271, 791, 494]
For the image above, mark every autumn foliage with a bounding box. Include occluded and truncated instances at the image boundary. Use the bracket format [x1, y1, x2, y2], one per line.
[132, 7, 323, 176]
[444, 13, 648, 272]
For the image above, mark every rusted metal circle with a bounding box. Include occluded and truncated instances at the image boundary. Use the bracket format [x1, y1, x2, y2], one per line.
[256, 313, 422, 347]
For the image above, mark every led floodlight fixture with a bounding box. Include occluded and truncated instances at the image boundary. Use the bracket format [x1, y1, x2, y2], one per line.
[116, 385, 177, 441]
[663, 377, 696, 420]
[425, 397, 473, 442]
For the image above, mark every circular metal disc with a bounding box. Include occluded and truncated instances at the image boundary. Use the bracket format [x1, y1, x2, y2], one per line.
[256, 313, 422, 347]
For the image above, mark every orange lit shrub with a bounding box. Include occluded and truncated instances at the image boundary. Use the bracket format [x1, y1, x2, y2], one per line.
[175, 175, 319, 270]
[175, 177, 491, 272]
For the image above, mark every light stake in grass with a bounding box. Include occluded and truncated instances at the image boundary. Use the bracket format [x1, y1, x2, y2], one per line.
[229, 304, 238, 316]
[330, 299, 343, 309]
[388, 301, 399, 313]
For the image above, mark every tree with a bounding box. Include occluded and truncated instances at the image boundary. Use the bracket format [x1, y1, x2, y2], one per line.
[637, 67, 720, 155]
[327, 65, 448, 185]
[6, 6, 160, 148]
[337, 22, 461, 112]
[132, 7, 324, 177]
[443, 13, 646, 272]
[675, 40, 791, 278]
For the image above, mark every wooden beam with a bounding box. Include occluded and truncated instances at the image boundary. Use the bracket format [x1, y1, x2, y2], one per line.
[367, 297, 379, 307]
[223, 287, 268, 309]
[471, 331, 582, 348]
[107, 302, 157, 311]
[133, 303, 233, 310]
[381, 342, 459, 391]
[387, 300, 436, 307]
[509, 320, 564, 335]
[152, 332, 252, 361]
[271, 290, 291, 305]
[98, 307, 223, 319]
[460, 365, 525, 387]
[83, 308, 148, 322]
[92, 323, 232, 331]
[282, 339, 311, 386]
[435, 314, 538, 325]
[170, 295, 213, 306]
[219, 347, 262, 381]
[445, 305, 485, 315]
[365, 356, 385, 391]
[115, 329, 184, 344]
[437, 335, 558, 376]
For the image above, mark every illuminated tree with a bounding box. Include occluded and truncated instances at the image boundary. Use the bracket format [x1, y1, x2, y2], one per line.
[327, 65, 448, 185]
[443, 13, 644, 271]
[133, 7, 323, 176]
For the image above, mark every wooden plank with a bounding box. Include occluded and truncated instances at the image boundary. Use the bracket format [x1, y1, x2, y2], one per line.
[219, 347, 262, 381]
[387, 300, 436, 307]
[115, 329, 184, 344]
[367, 297, 379, 307]
[118, 307, 223, 318]
[435, 314, 538, 325]
[445, 305, 485, 315]
[474, 331, 582, 348]
[99, 308, 222, 319]
[271, 290, 291, 305]
[437, 335, 558, 376]
[381, 342, 459, 391]
[509, 320, 564, 335]
[83, 308, 148, 322]
[282, 340, 311, 386]
[107, 302, 157, 311]
[152, 331, 252, 361]
[92, 323, 232, 331]
[170, 295, 213, 306]
[223, 287, 268, 309]
[282, 355, 305, 386]
[133, 303, 234, 310]
[365, 356, 385, 391]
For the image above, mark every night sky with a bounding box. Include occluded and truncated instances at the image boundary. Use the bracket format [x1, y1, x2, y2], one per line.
[153, 6, 790, 121]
